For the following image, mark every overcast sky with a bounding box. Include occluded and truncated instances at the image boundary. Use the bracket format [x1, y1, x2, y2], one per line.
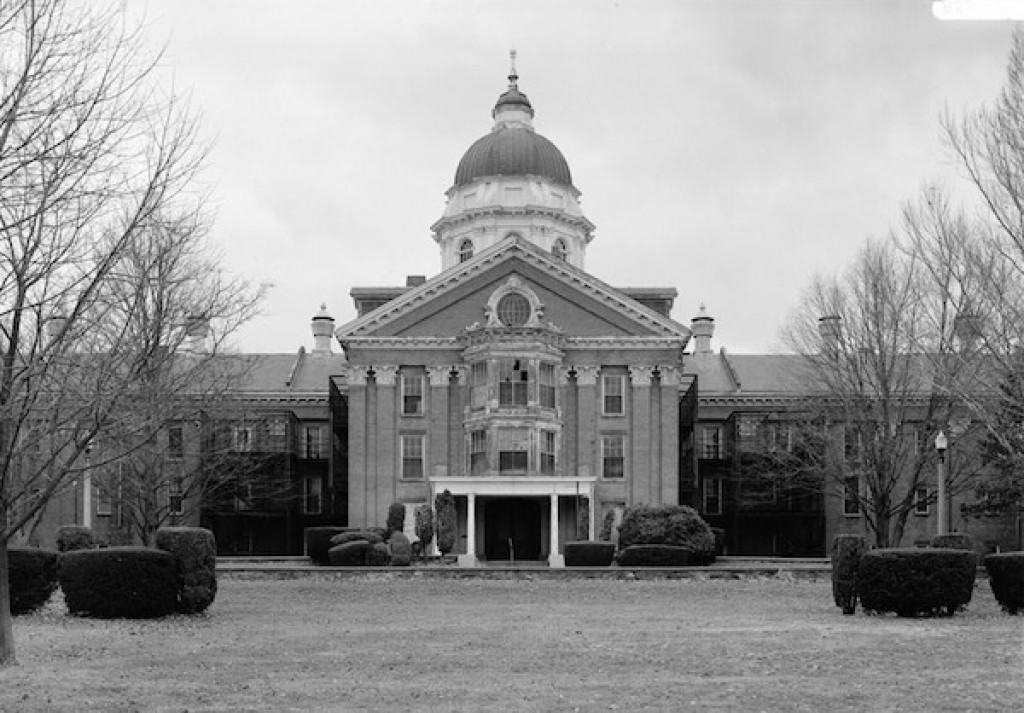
[127, 0, 1017, 356]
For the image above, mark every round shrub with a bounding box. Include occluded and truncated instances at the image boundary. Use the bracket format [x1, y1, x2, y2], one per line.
[330, 531, 384, 547]
[56, 525, 94, 553]
[155, 527, 217, 614]
[564, 541, 615, 567]
[831, 534, 868, 615]
[389, 532, 412, 567]
[857, 548, 978, 617]
[7, 547, 59, 615]
[616, 544, 692, 567]
[366, 526, 389, 540]
[305, 526, 353, 565]
[58, 547, 177, 619]
[386, 501, 406, 538]
[931, 533, 975, 551]
[983, 552, 1024, 614]
[367, 542, 390, 566]
[328, 541, 371, 566]
[414, 503, 434, 553]
[617, 504, 716, 564]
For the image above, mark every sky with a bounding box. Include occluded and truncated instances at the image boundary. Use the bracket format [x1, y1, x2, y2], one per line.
[125, 0, 1019, 356]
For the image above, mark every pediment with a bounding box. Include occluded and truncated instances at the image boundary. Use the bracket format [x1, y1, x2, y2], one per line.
[335, 237, 691, 345]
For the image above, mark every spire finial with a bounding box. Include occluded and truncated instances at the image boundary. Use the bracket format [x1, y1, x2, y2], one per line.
[508, 49, 518, 89]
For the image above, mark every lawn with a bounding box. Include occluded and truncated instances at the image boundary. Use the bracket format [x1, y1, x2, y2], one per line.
[2, 574, 1022, 712]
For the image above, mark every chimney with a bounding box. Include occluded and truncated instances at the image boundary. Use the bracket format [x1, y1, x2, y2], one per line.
[690, 303, 715, 355]
[46, 308, 68, 347]
[953, 311, 982, 352]
[311, 303, 335, 354]
[818, 315, 841, 357]
[406, 275, 426, 287]
[185, 315, 209, 354]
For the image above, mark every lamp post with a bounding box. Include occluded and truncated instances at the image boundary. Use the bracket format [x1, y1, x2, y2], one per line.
[935, 430, 948, 536]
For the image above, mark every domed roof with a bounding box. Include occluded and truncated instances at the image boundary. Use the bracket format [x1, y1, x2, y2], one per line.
[454, 127, 573, 188]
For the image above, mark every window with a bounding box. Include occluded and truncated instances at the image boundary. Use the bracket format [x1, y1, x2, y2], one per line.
[470, 361, 488, 410]
[498, 428, 529, 472]
[496, 293, 531, 327]
[169, 479, 184, 516]
[168, 425, 184, 460]
[401, 434, 424, 479]
[700, 426, 722, 459]
[601, 434, 625, 479]
[469, 430, 487, 475]
[843, 475, 860, 516]
[914, 485, 929, 515]
[498, 358, 529, 406]
[232, 426, 253, 452]
[702, 478, 723, 515]
[539, 363, 556, 409]
[303, 425, 324, 459]
[268, 418, 287, 438]
[552, 238, 568, 261]
[303, 476, 323, 515]
[95, 478, 112, 516]
[458, 238, 474, 263]
[541, 431, 556, 474]
[401, 371, 424, 415]
[602, 374, 624, 416]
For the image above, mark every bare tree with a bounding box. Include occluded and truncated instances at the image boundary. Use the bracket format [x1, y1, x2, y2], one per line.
[0, 0, 214, 665]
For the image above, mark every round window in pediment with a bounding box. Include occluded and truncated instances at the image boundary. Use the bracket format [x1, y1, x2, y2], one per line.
[496, 292, 531, 327]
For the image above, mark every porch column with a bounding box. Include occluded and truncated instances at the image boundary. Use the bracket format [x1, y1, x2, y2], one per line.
[459, 493, 478, 567]
[588, 484, 596, 541]
[548, 493, 565, 568]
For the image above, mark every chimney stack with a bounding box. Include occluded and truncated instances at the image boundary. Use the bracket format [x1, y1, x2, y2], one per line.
[690, 304, 715, 355]
[185, 315, 209, 354]
[311, 303, 335, 354]
[818, 315, 841, 357]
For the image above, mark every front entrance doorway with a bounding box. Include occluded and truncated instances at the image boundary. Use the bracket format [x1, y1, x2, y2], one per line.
[484, 497, 542, 561]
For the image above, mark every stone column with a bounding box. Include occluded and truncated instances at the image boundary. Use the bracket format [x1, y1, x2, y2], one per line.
[459, 492, 478, 567]
[574, 365, 599, 480]
[548, 493, 565, 568]
[374, 365, 398, 520]
[427, 365, 451, 479]
[630, 365, 655, 504]
[347, 368, 370, 526]
[588, 483, 596, 541]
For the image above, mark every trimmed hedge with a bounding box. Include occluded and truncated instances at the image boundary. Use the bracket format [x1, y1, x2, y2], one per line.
[414, 504, 434, 552]
[58, 547, 178, 619]
[830, 534, 868, 615]
[983, 552, 1024, 614]
[305, 526, 354, 565]
[389, 532, 412, 567]
[328, 541, 371, 566]
[858, 548, 977, 617]
[56, 525, 94, 553]
[931, 533, 975, 551]
[155, 527, 217, 614]
[617, 504, 716, 564]
[599, 510, 616, 542]
[386, 502, 406, 538]
[7, 547, 59, 615]
[435, 489, 457, 555]
[367, 542, 390, 566]
[330, 531, 384, 547]
[616, 544, 692, 567]
[564, 541, 615, 567]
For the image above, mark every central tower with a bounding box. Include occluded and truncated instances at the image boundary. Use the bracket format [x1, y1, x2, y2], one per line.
[432, 52, 595, 271]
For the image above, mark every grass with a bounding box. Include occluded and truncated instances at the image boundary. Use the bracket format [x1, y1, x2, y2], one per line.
[2, 574, 1022, 712]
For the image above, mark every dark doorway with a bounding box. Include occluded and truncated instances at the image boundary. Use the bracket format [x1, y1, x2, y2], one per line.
[484, 497, 542, 560]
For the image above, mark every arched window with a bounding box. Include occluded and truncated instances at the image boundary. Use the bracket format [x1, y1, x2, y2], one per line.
[552, 238, 568, 261]
[458, 239, 474, 263]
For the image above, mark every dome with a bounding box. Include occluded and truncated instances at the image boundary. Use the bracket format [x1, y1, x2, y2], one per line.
[454, 128, 573, 188]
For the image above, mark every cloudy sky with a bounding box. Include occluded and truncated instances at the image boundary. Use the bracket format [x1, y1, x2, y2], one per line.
[127, 0, 1016, 355]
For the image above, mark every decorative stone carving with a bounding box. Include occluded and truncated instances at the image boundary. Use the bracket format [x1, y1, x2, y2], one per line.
[629, 365, 657, 387]
[372, 365, 398, 386]
[483, 275, 545, 328]
[451, 365, 468, 385]
[427, 365, 452, 386]
[347, 368, 371, 386]
[574, 365, 599, 386]
[558, 366, 574, 386]
[657, 366, 682, 386]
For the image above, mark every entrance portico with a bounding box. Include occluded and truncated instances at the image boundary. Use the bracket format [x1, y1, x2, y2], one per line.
[432, 476, 597, 567]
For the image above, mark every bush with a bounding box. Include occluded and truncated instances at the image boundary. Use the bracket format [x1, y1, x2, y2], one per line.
[7, 547, 59, 615]
[155, 527, 217, 614]
[616, 544, 692, 567]
[367, 542, 390, 566]
[366, 526, 389, 540]
[58, 547, 178, 618]
[857, 548, 977, 617]
[389, 532, 412, 567]
[56, 525, 94, 553]
[931, 533, 975, 551]
[599, 509, 616, 542]
[414, 503, 434, 553]
[617, 504, 716, 564]
[710, 527, 726, 556]
[330, 531, 384, 547]
[983, 552, 1024, 614]
[564, 541, 615, 567]
[434, 489, 457, 555]
[328, 541, 371, 566]
[830, 534, 868, 615]
[386, 502, 406, 538]
[304, 526, 353, 565]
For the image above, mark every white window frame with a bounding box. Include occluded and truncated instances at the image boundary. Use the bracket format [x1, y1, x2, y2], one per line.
[95, 478, 112, 517]
[469, 429, 487, 475]
[914, 485, 929, 515]
[401, 434, 425, 480]
[700, 425, 722, 459]
[401, 371, 424, 416]
[303, 424, 325, 459]
[169, 479, 184, 516]
[702, 477, 723, 516]
[540, 430, 556, 475]
[602, 374, 625, 416]
[303, 476, 323, 515]
[843, 474, 861, 517]
[232, 426, 253, 452]
[539, 362, 556, 409]
[601, 434, 625, 479]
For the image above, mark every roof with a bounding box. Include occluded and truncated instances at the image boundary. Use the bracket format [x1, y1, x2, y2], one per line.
[229, 351, 346, 395]
[454, 126, 573, 188]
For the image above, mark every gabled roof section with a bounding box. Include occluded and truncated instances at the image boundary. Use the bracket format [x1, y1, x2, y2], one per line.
[335, 235, 691, 341]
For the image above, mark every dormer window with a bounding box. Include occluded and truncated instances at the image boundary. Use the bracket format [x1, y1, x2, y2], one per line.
[552, 238, 568, 261]
[458, 239, 474, 263]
